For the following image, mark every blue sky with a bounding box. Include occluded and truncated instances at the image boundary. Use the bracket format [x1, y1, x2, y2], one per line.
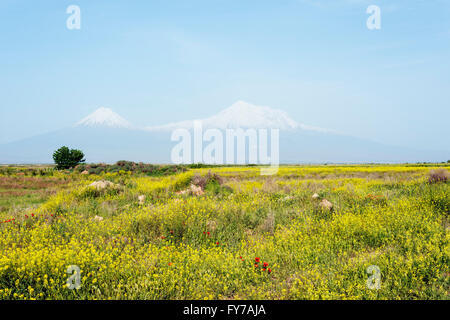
[1, 0, 449, 151]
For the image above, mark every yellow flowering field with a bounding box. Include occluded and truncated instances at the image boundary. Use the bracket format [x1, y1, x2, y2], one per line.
[0, 164, 448, 300]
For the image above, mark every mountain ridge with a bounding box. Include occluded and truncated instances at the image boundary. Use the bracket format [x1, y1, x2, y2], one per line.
[144, 101, 330, 132]
[1, 101, 448, 164]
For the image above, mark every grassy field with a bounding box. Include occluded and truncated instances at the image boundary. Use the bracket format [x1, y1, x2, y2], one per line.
[0, 164, 448, 300]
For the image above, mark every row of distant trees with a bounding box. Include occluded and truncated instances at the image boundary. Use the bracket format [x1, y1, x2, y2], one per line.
[51, 146, 450, 170]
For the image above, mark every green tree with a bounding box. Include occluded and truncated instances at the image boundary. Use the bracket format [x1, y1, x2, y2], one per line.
[52, 146, 85, 169]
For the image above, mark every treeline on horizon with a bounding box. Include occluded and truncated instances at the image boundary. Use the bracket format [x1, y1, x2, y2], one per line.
[0, 160, 450, 177]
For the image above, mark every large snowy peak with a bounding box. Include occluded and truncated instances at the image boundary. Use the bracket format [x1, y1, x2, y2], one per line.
[145, 101, 327, 132]
[207, 100, 298, 130]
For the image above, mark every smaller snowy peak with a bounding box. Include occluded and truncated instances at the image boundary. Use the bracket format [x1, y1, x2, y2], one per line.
[75, 107, 132, 129]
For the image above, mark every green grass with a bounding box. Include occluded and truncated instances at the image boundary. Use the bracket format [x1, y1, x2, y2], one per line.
[0, 165, 448, 300]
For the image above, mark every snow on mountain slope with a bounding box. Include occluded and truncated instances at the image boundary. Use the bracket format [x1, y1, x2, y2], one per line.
[75, 107, 132, 129]
[75, 102, 329, 133]
[1, 102, 447, 164]
[207, 100, 298, 130]
[145, 101, 329, 132]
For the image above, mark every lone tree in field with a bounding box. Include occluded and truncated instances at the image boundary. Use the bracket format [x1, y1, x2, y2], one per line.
[53, 146, 85, 169]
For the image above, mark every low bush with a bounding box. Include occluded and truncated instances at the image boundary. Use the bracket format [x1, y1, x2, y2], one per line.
[428, 169, 449, 184]
[74, 161, 187, 176]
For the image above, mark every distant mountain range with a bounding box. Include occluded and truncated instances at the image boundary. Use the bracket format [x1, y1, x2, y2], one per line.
[0, 101, 448, 164]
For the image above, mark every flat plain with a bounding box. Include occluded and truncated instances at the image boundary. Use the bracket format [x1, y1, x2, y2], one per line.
[0, 164, 448, 299]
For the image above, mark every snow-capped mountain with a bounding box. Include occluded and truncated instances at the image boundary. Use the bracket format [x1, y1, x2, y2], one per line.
[146, 101, 329, 132]
[76, 107, 132, 129]
[0, 102, 448, 164]
[76, 101, 328, 132]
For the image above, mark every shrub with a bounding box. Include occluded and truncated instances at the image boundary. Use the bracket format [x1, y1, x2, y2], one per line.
[428, 169, 449, 184]
[191, 171, 223, 190]
[74, 161, 186, 176]
[190, 171, 231, 196]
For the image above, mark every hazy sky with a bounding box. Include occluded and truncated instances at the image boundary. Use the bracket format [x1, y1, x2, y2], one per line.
[1, 0, 449, 151]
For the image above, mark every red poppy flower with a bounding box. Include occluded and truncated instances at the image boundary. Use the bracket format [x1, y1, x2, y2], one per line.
[216, 242, 219, 245]
[255, 257, 260, 263]
[262, 268, 266, 271]
[207, 232, 210, 236]
[268, 268, 272, 274]
[31, 213, 34, 217]
[263, 262, 268, 268]
[254, 264, 258, 268]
